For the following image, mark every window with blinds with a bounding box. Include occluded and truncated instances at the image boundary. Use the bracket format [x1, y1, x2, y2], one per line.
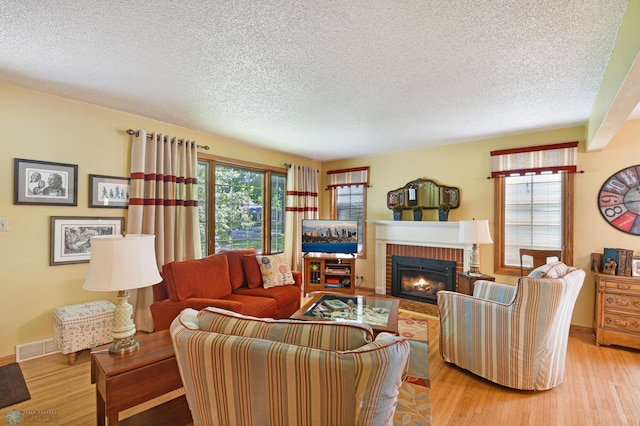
[503, 173, 563, 267]
[335, 185, 365, 253]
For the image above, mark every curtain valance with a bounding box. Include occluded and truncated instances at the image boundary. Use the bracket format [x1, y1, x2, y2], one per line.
[490, 142, 578, 178]
[326, 166, 370, 188]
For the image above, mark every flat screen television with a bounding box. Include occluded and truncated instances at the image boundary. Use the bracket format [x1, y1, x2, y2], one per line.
[302, 219, 358, 255]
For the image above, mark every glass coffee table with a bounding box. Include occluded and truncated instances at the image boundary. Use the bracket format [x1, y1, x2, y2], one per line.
[291, 292, 399, 335]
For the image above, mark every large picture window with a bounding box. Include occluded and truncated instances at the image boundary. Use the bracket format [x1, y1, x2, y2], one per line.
[197, 158, 286, 256]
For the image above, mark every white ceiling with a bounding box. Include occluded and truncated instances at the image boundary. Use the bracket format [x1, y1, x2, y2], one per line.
[0, 1, 632, 161]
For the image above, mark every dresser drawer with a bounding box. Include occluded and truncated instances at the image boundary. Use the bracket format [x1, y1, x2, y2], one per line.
[605, 280, 640, 295]
[604, 293, 640, 311]
[602, 311, 640, 333]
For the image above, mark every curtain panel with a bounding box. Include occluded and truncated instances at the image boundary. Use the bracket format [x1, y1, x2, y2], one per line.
[490, 142, 578, 178]
[127, 130, 202, 331]
[284, 165, 319, 271]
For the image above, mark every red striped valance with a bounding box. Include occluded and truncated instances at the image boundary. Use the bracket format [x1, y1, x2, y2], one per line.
[490, 141, 578, 178]
[326, 166, 369, 188]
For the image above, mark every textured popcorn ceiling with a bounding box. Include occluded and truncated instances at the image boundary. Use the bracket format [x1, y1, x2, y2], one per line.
[0, 1, 632, 161]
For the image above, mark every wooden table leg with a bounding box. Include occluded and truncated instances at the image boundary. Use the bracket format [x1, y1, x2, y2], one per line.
[96, 391, 106, 426]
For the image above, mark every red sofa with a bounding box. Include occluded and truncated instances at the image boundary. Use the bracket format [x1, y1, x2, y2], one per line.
[150, 248, 302, 330]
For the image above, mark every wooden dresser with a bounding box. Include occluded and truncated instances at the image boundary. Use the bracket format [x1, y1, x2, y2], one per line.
[594, 273, 640, 350]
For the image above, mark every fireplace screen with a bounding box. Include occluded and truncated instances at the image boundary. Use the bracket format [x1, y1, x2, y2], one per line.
[392, 255, 457, 304]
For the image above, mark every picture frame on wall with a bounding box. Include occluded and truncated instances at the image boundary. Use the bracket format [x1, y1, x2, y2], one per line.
[89, 174, 131, 208]
[50, 216, 124, 265]
[633, 257, 640, 277]
[14, 158, 78, 206]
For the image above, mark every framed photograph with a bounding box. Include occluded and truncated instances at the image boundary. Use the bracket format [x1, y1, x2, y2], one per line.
[50, 216, 124, 265]
[14, 158, 78, 206]
[633, 257, 640, 277]
[89, 174, 131, 208]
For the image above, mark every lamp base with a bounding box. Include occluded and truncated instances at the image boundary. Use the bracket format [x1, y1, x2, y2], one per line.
[468, 243, 481, 275]
[109, 290, 139, 355]
[109, 336, 140, 354]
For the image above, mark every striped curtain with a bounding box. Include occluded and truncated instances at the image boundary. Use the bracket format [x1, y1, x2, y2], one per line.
[284, 165, 319, 271]
[127, 130, 202, 331]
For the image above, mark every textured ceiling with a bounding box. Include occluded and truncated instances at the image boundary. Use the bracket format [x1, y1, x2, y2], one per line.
[0, 1, 631, 161]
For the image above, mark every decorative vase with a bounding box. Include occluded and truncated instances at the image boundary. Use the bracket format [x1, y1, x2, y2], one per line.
[438, 211, 448, 222]
[413, 211, 423, 221]
[393, 211, 402, 221]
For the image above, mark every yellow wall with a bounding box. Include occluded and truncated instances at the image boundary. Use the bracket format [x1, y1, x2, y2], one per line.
[2, 80, 638, 357]
[323, 121, 640, 328]
[0, 83, 318, 357]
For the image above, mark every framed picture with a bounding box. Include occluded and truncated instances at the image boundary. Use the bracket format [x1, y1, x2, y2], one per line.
[633, 257, 640, 277]
[14, 158, 78, 206]
[89, 174, 131, 208]
[50, 216, 124, 265]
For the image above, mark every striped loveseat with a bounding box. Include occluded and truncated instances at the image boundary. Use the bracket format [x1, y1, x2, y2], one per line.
[170, 307, 410, 425]
[437, 262, 585, 390]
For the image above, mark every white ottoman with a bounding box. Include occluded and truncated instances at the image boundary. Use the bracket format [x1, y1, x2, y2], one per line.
[53, 300, 115, 364]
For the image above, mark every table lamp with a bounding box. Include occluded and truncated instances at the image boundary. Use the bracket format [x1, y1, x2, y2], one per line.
[83, 234, 161, 354]
[457, 219, 493, 275]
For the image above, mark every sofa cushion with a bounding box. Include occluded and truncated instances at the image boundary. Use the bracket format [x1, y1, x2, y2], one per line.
[221, 294, 278, 318]
[256, 254, 295, 289]
[243, 255, 263, 288]
[163, 254, 232, 301]
[197, 307, 374, 350]
[220, 248, 257, 290]
[234, 284, 301, 310]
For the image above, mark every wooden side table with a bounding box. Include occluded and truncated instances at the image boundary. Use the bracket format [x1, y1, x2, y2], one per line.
[456, 272, 495, 296]
[90, 330, 192, 426]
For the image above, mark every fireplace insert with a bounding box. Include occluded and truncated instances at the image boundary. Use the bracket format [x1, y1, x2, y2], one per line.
[391, 255, 457, 304]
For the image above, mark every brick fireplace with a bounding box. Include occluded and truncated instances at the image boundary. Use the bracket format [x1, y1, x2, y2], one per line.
[369, 220, 471, 314]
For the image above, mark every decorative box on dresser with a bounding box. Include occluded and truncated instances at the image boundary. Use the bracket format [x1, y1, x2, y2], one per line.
[594, 272, 640, 350]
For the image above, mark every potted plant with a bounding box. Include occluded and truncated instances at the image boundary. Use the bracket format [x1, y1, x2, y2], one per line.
[392, 204, 404, 221]
[438, 203, 451, 221]
[412, 205, 423, 221]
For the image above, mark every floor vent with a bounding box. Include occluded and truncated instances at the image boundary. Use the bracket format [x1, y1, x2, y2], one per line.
[16, 338, 60, 362]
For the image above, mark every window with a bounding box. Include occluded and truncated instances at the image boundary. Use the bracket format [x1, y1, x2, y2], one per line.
[197, 158, 286, 256]
[327, 167, 369, 256]
[492, 143, 576, 275]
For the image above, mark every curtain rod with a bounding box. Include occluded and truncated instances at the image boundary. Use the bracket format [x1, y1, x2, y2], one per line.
[283, 163, 319, 172]
[486, 169, 585, 179]
[126, 129, 210, 150]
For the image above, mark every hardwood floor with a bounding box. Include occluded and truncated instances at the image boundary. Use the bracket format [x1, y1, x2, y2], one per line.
[3, 310, 640, 425]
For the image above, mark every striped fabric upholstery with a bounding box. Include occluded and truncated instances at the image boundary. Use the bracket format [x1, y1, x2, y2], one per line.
[170, 308, 410, 426]
[438, 264, 585, 390]
[473, 280, 518, 304]
[196, 306, 374, 350]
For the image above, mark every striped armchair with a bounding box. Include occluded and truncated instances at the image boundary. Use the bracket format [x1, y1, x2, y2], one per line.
[170, 307, 410, 426]
[437, 263, 585, 390]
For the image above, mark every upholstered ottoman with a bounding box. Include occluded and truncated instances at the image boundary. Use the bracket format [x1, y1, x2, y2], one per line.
[53, 300, 115, 364]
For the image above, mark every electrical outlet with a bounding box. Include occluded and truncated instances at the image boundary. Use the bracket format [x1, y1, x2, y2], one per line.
[0, 217, 8, 232]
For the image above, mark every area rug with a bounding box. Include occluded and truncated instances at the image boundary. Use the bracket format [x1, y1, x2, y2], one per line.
[394, 316, 431, 426]
[0, 363, 31, 409]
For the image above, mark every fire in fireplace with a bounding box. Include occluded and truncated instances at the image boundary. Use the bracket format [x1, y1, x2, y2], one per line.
[391, 255, 457, 305]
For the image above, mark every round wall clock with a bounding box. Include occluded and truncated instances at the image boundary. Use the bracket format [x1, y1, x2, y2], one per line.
[598, 164, 640, 235]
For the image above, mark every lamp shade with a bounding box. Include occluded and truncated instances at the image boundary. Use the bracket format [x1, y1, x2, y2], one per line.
[457, 220, 493, 245]
[83, 234, 161, 292]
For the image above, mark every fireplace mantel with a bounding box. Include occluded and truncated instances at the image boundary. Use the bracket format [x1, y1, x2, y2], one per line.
[368, 220, 472, 294]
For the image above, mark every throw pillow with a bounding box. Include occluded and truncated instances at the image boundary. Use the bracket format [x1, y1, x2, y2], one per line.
[220, 248, 257, 290]
[528, 261, 568, 279]
[243, 255, 263, 288]
[256, 254, 295, 289]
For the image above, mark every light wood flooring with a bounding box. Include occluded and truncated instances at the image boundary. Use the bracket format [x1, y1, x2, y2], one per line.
[2, 309, 640, 425]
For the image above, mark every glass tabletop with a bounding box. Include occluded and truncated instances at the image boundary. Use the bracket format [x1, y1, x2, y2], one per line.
[301, 294, 393, 327]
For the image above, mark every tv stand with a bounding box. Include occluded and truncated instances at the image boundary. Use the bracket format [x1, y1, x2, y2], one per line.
[303, 253, 356, 295]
